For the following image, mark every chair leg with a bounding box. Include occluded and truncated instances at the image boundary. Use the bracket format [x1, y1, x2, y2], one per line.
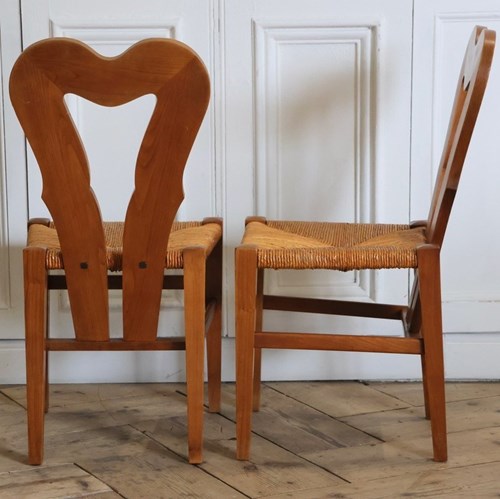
[417, 245, 447, 462]
[183, 247, 206, 464]
[253, 269, 264, 411]
[205, 240, 222, 413]
[235, 246, 258, 460]
[24, 248, 48, 465]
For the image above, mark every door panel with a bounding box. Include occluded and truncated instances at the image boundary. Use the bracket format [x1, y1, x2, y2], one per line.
[3, 0, 499, 380]
[223, 0, 413, 335]
[21, 0, 217, 338]
[22, 0, 216, 222]
[413, 0, 500, 333]
[0, 0, 27, 340]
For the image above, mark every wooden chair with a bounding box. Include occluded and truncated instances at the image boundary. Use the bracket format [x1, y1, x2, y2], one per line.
[235, 26, 495, 462]
[10, 37, 222, 465]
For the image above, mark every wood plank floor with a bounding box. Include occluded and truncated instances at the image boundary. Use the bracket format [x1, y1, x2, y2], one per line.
[0, 381, 499, 498]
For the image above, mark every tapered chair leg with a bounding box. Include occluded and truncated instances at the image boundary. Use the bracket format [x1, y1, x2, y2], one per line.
[235, 246, 258, 460]
[417, 245, 447, 462]
[184, 247, 206, 464]
[205, 240, 222, 413]
[24, 247, 48, 465]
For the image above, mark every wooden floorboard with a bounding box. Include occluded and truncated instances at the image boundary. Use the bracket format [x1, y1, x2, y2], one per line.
[0, 381, 498, 497]
[0, 463, 113, 498]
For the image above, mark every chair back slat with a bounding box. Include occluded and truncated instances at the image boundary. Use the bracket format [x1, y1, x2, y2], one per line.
[426, 27, 495, 246]
[10, 38, 210, 341]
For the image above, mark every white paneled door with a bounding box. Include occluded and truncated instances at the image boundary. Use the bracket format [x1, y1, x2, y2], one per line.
[223, 0, 413, 339]
[0, 0, 27, 344]
[21, 0, 218, 224]
[413, 0, 500, 334]
[20, 0, 218, 346]
[412, 0, 500, 378]
[20, 0, 414, 343]
[1, 0, 499, 381]
[0, 0, 220, 382]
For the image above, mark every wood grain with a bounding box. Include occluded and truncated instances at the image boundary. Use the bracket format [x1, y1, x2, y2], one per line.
[10, 37, 220, 466]
[23, 247, 47, 465]
[0, 464, 112, 498]
[234, 26, 496, 465]
[0, 381, 499, 497]
[10, 37, 211, 342]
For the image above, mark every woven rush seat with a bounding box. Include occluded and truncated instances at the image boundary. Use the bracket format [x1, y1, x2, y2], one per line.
[242, 220, 427, 270]
[28, 221, 222, 271]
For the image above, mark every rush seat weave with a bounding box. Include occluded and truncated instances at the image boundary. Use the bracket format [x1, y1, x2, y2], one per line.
[28, 221, 222, 271]
[243, 220, 426, 270]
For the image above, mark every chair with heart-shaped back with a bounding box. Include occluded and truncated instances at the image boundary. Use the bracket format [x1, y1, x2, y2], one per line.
[10, 37, 222, 464]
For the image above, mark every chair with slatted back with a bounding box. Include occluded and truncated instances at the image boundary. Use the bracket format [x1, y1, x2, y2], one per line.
[235, 26, 495, 462]
[10, 37, 222, 465]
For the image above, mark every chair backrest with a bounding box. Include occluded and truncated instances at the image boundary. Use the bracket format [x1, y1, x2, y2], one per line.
[426, 26, 495, 246]
[10, 38, 210, 342]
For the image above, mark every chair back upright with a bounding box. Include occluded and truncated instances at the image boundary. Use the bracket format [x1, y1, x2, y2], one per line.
[426, 26, 495, 246]
[10, 38, 210, 342]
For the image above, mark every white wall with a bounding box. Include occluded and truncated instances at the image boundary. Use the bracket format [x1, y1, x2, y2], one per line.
[1, 0, 500, 383]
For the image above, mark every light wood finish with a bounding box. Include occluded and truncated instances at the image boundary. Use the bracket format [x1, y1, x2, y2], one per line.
[23, 247, 47, 465]
[0, 464, 113, 498]
[235, 246, 258, 460]
[10, 38, 222, 464]
[11, 38, 211, 341]
[235, 26, 496, 463]
[0, 381, 499, 497]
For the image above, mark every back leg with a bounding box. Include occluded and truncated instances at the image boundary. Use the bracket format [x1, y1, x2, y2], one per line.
[417, 245, 447, 462]
[24, 247, 48, 465]
[184, 247, 206, 464]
